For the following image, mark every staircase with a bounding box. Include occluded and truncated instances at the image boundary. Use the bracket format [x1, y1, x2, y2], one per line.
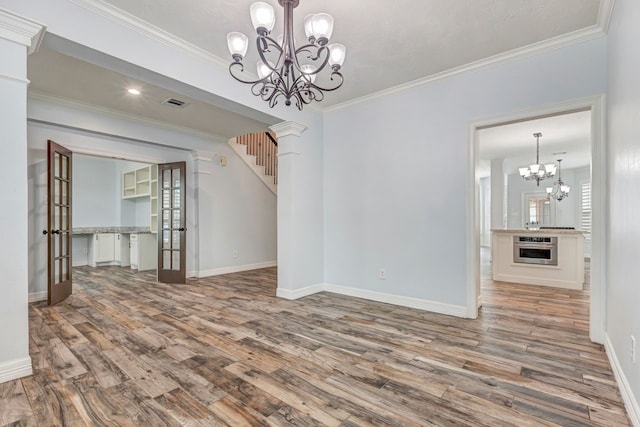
[229, 131, 278, 195]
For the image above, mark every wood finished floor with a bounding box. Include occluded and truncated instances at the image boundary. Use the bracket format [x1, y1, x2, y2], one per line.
[1, 265, 630, 426]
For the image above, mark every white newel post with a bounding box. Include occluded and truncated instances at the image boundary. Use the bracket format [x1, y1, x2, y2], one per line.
[0, 9, 44, 383]
[270, 121, 307, 298]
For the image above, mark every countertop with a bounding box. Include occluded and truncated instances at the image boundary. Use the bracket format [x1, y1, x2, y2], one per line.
[491, 229, 585, 235]
[72, 227, 152, 234]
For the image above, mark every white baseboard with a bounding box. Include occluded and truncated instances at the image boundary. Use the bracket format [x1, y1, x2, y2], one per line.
[276, 283, 324, 300]
[28, 291, 47, 303]
[605, 333, 640, 426]
[323, 283, 468, 318]
[274, 281, 467, 318]
[197, 261, 277, 278]
[0, 357, 32, 384]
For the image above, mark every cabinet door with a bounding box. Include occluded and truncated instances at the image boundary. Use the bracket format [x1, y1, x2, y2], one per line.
[95, 233, 115, 262]
[114, 234, 122, 262]
[130, 234, 139, 266]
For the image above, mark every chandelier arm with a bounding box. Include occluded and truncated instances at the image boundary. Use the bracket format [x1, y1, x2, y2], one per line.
[307, 70, 345, 92]
[256, 35, 285, 71]
[229, 62, 270, 85]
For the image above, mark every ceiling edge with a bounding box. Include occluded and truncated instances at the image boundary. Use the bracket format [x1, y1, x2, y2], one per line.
[28, 90, 229, 143]
[67, 0, 228, 69]
[322, 22, 610, 113]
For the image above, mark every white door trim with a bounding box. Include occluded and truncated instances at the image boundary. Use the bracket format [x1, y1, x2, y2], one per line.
[466, 94, 606, 344]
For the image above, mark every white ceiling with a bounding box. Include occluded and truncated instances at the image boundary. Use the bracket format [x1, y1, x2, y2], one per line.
[478, 110, 592, 177]
[26, 0, 608, 140]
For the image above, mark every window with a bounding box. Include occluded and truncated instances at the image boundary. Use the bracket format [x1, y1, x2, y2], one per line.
[580, 181, 591, 239]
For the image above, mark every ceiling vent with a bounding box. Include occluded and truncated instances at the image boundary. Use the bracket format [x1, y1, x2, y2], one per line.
[162, 97, 188, 108]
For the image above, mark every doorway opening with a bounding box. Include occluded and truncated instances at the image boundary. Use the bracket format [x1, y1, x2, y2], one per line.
[467, 96, 606, 343]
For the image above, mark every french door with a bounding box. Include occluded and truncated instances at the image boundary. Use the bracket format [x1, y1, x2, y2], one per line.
[46, 140, 73, 305]
[157, 162, 186, 283]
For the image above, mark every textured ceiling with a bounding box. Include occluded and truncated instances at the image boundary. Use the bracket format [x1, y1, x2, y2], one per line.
[99, 0, 602, 107]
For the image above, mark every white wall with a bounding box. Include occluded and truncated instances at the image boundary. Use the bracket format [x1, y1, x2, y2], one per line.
[606, 0, 640, 420]
[324, 38, 607, 309]
[506, 166, 589, 229]
[73, 154, 118, 227]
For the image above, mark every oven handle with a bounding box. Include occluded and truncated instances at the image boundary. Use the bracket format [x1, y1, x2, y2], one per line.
[515, 244, 556, 249]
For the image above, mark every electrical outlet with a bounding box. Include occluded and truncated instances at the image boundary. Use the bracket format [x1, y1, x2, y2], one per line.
[632, 335, 636, 364]
[379, 268, 386, 280]
[232, 250, 238, 258]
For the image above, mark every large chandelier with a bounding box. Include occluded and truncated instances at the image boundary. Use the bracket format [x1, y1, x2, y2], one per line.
[226, 0, 346, 110]
[518, 132, 556, 186]
[546, 159, 571, 201]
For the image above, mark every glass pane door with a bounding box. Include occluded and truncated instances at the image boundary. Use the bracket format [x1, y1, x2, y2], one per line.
[157, 162, 186, 283]
[47, 140, 73, 305]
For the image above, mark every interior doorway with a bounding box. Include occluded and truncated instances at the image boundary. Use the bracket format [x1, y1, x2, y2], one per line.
[467, 95, 606, 343]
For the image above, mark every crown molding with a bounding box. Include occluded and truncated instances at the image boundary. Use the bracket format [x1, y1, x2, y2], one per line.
[270, 121, 307, 138]
[597, 0, 616, 34]
[67, 0, 228, 69]
[0, 9, 45, 54]
[28, 91, 228, 144]
[323, 7, 614, 113]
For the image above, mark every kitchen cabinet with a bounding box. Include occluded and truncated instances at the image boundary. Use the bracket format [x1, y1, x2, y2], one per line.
[130, 233, 157, 271]
[88, 233, 115, 266]
[114, 233, 130, 267]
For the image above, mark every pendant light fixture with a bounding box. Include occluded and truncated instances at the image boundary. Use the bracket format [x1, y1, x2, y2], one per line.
[518, 132, 556, 186]
[227, 0, 346, 110]
[546, 159, 571, 201]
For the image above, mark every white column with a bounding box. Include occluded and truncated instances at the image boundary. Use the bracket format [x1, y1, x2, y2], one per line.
[270, 121, 307, 298]
[0, 9, 44, 383]
[490, 158, 506, 230]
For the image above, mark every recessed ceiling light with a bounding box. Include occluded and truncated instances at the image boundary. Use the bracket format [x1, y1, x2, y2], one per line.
[127, 88, 141, 95]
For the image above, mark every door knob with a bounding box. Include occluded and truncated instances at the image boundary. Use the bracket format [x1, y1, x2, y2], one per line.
[178, 227, 186, 232]
[42, 230, 48, 235]
[52, 229, 61, 235]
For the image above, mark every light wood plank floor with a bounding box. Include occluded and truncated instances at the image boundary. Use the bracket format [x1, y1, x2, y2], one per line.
[1, 265, 630, 426]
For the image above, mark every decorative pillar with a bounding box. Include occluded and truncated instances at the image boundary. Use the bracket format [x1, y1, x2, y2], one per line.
[270, 121, 306, 298]
[0, 8, 44, 383]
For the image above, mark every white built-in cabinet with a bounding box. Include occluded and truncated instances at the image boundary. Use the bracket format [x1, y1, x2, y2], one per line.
[93, 233, 115, 263]
[122, 164, 158, 234]
[130, 233, 157, 271]
[88, 232, 131, 267]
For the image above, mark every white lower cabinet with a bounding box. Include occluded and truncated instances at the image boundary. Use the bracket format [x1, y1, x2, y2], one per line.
[115, 233, 130, 267]
[130, 233, 157, 271]
[88, 233, 115, 266]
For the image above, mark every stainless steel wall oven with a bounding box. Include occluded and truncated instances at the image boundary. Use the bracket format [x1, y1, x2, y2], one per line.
[513, 236, 558, 266]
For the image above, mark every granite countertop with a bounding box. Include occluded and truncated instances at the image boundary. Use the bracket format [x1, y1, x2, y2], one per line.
[491, 229, 585, 235]
[72, 227, 152, 234]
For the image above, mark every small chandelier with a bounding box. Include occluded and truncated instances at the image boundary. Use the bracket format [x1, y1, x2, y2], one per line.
[226, 0, 346, 110]
[546, 159, 571, 201]
[518, 132, 556, 186]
